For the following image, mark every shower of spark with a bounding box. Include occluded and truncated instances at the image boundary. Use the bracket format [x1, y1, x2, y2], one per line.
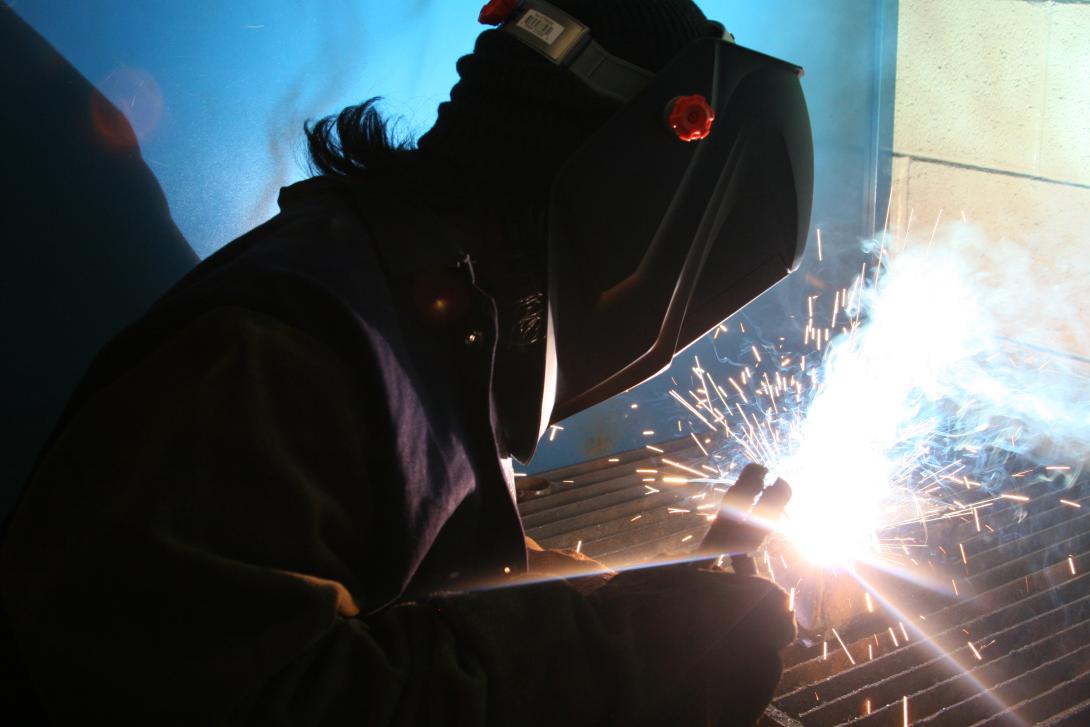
[516, 217, 1088, 721]
[671, 220, 1090, 572]
[632, 217, 1088, 721]
[768, 228, 993, 566]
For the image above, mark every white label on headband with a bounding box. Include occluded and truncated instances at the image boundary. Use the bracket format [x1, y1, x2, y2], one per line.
[516, 9, 565, 46]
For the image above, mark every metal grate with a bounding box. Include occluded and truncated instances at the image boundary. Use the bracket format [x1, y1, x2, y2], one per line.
[519, 436, 722, 565]
[519, 445, 1090, 726]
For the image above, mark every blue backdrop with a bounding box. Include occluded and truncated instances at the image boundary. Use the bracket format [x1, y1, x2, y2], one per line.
[3, 1, 897, 502]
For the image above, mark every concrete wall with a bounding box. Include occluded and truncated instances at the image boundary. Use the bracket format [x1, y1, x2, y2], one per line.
[891, 0, 1090, 356]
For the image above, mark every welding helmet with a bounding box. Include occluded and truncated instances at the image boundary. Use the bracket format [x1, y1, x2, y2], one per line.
[479, 0, 813, 441]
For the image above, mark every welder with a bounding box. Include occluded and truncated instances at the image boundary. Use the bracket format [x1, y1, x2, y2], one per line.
[0, 0, 812, 724]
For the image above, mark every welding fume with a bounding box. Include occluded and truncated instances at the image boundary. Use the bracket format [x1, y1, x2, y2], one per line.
[0, 0, 814, 723]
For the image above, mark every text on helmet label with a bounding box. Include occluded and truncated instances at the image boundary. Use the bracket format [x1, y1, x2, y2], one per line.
[516, 9, 565, 46]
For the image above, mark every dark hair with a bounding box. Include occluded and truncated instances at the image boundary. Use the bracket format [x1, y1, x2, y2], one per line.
[304, 98, 414, 178]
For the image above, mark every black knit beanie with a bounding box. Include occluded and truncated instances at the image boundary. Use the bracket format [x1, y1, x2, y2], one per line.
[416, 0, 720, 197]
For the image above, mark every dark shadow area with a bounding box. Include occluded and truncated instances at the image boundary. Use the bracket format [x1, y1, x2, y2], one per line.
[0, 7, 197, 517]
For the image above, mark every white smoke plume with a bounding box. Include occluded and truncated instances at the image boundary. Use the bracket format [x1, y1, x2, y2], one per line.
[774, 222, 1090, 565]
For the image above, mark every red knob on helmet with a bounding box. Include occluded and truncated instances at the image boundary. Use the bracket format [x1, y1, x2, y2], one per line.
[667, 94, 715, 142]
[479, 0, 522, 26]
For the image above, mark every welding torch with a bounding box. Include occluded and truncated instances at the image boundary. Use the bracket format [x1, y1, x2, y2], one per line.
[696, 463, 792, 575]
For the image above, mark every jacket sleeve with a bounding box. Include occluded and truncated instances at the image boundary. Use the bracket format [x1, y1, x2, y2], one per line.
[0, 306, 618, 725]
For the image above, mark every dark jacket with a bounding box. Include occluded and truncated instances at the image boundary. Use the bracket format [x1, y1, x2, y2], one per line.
[0, 176, 542, 723]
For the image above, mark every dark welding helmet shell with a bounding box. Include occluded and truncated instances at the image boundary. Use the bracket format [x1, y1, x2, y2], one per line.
[547, 37, 814, 422]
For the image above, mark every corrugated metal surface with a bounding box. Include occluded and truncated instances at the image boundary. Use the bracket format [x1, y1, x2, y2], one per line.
[520, 445, 1090, 725]
[519, 436, 722, 565]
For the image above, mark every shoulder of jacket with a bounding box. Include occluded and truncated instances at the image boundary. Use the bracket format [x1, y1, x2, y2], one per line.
[293, 175, 469, 277]
[276, 176, 351, 214]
